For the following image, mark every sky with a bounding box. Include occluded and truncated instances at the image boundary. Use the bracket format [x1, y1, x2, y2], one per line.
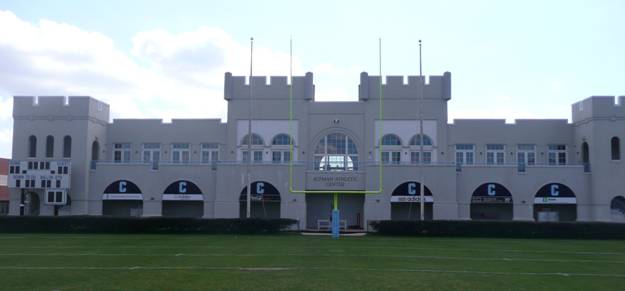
[0, 0, 624, 158]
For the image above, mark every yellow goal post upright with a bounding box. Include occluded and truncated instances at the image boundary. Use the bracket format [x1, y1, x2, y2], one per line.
[287, 38, 385, 238]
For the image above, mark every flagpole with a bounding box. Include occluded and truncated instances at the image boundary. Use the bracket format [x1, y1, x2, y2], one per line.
[419, 39, 425, 221]
[246, 37, 254, 219]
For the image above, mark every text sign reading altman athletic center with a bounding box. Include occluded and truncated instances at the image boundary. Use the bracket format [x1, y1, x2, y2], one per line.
[306, 172, 364, 191]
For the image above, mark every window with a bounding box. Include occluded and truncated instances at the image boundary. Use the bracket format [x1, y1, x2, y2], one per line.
[171, 143, 190, 163]
[409, 134, 433, 164]
[201, 143, 219, 163]
[314, 133, 358, 171]
[486, 144, 505, 165]
[410, 151, 432, 164]
[142, 143, 161, 163]
[113, 143, 131, 163]
[45, 135, 54, 158]
[381, 134, 401, 165]
[409, 134, 433, 146]
[611, 137, 620, 160]
[455, 144, 474, 165]
[241, 133, 264, 146]
[28, 135, 37, 158]
[517, 144, 536, 165]
[63, 136, 72, 158]
[91, 141, 100, 161]
[271, 134, 293, 164]
[242, 150, 264, 163]
[581, 142, 589, 165]
[272, 134, 292, 146]
[548, 144, 567, 165]
[240, 133, 264, 163]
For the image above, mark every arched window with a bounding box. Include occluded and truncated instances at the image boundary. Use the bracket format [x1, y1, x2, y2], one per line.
[611, 137, 620, 160]
[314, 133, 358, 171]
[380, 134, 402, 164]
[28, 135, 37, 158]
[271, 134, 293, 164]
[581, 142, 589, 164]
[240, 133, 264, 163]
[91, 141, 100, 161]
[272, 134, 292, 145]
[241, 133, 264, 146]
[409, 134, 433, 146]
[381, 134, 402, 146]
[611, 196, 625, 216]
[45, 135, 54, 158]
[409, 134, 433, 164]
[63, 136, 72, 158]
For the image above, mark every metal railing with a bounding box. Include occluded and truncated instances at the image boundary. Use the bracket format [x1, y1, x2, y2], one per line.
[89, 159, 589, 172]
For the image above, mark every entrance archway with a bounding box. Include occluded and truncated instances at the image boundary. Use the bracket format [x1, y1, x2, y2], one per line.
[611, 196, 625, 222]
[239, 181, 281, 219]
[470, 183, 513, 220]
[162, 180, 204, 217]
[390, 181, 433, 220]
[23, 191, 40, 216]
[533, 183, 577, 222]
[102, 180, 143, 217]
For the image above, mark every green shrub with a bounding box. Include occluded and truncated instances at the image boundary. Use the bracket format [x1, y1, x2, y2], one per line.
[0, 216, 297, 234]
[369, 220, 625, 239]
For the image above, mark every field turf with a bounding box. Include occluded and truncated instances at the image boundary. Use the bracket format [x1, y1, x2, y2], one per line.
[0, 234, 624, 290]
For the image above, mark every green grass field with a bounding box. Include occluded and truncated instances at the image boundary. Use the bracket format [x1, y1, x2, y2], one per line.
[1, 234, 624, 290]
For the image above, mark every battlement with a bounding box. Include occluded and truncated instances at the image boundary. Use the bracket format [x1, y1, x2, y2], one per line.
[224, 72, 315, 101]
[358, 71, 451, 101]
[571, 96, 625, 123]
[13, 96, 110, 123]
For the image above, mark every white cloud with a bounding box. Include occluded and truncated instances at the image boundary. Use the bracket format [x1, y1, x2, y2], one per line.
[0, 10, 310, 158]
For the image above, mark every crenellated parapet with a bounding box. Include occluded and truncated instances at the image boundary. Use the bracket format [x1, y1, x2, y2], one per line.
[13, 96, 110, 124]
[223, 72, 315, 101]
[358, 71, 451, 101]
[572, 96, 625, 123]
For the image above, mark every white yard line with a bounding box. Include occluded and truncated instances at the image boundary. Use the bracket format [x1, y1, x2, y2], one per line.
[0, 265, 623, 278]
[0, 252, 624, 265]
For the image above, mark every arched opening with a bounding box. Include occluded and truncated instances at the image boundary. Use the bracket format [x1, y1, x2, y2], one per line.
[390, 181, 433, 220]
[23, 191, 40, 216]
[63, 136, 72, 158]
[470, 183, 513, 220]
[271, 134, 293, 163]
[611, 137, 620, 160]
[102, 180, 143, 217]
[162, 180, 204, 218]
[28, 135, 37, 158]
[91, 141, 100, 161]
[533, 183, 577, 222]
[240, 133, 264, 163]
[610, 196, 625, 222]
[381, 134, 402, 164]
[239, 181, 281, 219]
[409, 134, 434, 164]
[314, 132, 359, 171]
[581, 142, 589, 164]
[45, 135, 54, 158]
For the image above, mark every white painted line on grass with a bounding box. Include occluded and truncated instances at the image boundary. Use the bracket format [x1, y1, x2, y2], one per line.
[0, 265, 623, 278]
[0, 252, 624, 265]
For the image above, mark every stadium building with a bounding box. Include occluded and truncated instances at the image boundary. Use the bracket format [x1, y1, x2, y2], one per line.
[6, 72, 625, 229]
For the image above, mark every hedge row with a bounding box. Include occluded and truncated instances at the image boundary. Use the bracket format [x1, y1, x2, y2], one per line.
[369, 220, 625, 239]
[0, 216, 297, 234]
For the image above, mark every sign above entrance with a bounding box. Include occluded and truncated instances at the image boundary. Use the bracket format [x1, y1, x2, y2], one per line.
[102, 180, 143, 200]
[534, 183, 576, 204]
[240, 181, 281, 202]
[163, 180, 203, 201]
[391, 181, 433, 203]
[306, 172, 364, 191]
[471, 183, 513, 204]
